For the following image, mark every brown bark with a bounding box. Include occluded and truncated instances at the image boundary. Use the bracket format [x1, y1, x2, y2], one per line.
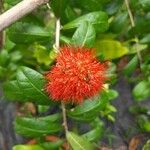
[0, 0, 3, 48]
[0, 0, 49, 32]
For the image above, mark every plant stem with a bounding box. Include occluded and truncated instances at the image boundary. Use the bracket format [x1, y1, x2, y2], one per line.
[0, 0, 49, 32]
[0, 0, 4, 48]
[55, 18, 61, 52]
[54, 17, 69, 135]
[61, 102, 69, 133]
[124, 0, 142, 66]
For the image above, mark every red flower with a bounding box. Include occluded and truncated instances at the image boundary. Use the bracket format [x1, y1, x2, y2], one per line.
[45, 46, 108, 104]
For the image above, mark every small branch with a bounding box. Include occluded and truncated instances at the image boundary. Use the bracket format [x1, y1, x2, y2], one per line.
[0, 0, 49, 32]
[0, 0, 4, 48]
[61, 102, 69, 133]
[124, 0, 135, 27]
[53, 16, 69, 135]
[55, 18, 61, 51]
[124, 0, 142, 65]
[54, 17, 69, 141]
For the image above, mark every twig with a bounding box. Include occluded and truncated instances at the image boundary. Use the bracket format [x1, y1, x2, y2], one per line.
[0, 0, 49, 32]
[124, 0, 135, 27]
[55, 18, 61, 52]
[124, 0, 142, 66]
[0, 0, 4, 48]
[61, 102, 69, 133]
[54, 17, 69, 134]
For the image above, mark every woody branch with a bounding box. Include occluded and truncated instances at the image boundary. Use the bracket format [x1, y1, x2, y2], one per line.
[0, 0, 49, 32]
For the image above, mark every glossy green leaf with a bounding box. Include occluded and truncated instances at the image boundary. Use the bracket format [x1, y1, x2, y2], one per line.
[67, 132, 94, 150]
[60, 35, 72, 44]
[98, 90, 115, 110]
[40, 140, 64, 150]
[3, 81, 27, 102]
[139, 0, 150, 11]
[133, 80, 150, 101]
[110, 12, 128, 33]
[15, 114, 62, 137]
[8, 23, 50, 44]
[106, 89, 119, 101]
[128, 43, 148, 54]
[63, 11, 108, 32]
[10, 51, 22, 62]
[4, 67, 51, 105]
[137, 115, 150, 132]
[33, 44, 51, 65]
[0, 66, 7, 78]
[3, 37, 16, 51]
[5, 0, 21, 6]
[106, 104, 117, 113]
[0, 50, 9, 66]
[107, 114, 115, 122]
[95, 39, 128, 60]
[140, 34, 150, 44]
[16, 67, 51, 105]
[123, 55, 138, 76]
[75, 0, 102, 11]
[105, 0, 123, 15]
[129, 105, 148, 115]
[64, 6, 77, 22]
[13, 145, 44, 150]
[72, 22, 96, 47]
[51, 0, 68, 18]
[68, 96, 102, 121]
[82, 124, 103, 142]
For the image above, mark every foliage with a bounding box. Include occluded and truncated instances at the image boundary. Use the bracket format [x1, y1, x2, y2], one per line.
[0, 0, 150, 149]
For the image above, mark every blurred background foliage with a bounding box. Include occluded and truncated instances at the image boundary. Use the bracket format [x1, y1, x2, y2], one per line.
[0, 0, 150, 149]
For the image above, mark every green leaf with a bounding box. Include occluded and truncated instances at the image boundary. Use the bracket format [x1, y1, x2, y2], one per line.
[123, 55, 138, 76]
[106, 89, 119, 101]
[106, 104, 117, 113]
[60, 35, 72, 44]
[3, 67, 51, 105]
[10, 51, 22, 62]
[140, 34, 150, 44]
[33, 44, 51, 65]
[137, 115, 150, 132]
[8, 22, 50, 44]
[13, 145, 44, 150]
[63, 11, 108, 32]
[67, 132, 94, 150]
[98, 90, 115, 110]
[139, 0, 150, 11]
[95, 39, 128, 60]
[3, 81, 27, 102]
[75, 0, 103, 11]
[40, 140, 64, 150]
[0, 66, 7, 78]
[72, 22, 96, 48]
[128, 43, 148, 54]
[15, 114, 62, 137]
[51, 0, 68, 18]
[133, 80, 150, 101]
[16, 67, 51, 105]
[4, 37, 16, 51]
[68, 96, 102, 121]
[107, 114, 115, 122]
[0, 49, 9, 66]
[105, 0, 123, 15]
[110, 12, 128, 33]
[82, 121, 103, 142]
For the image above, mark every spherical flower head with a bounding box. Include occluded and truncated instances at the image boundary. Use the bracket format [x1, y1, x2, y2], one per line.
[45, 46, 108, 104]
